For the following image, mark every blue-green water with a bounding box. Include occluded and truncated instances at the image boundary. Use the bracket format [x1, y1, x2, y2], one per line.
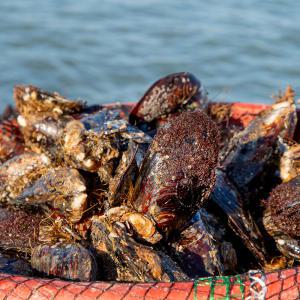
[0, 0, 299, 107]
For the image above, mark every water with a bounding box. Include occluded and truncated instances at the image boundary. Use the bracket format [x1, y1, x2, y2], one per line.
[0, 0, 299, 108]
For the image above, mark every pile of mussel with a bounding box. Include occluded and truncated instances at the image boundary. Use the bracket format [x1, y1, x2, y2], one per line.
[0, 72, 299, 282]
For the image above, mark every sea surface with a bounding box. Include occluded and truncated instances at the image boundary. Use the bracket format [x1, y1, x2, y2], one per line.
[0, 0, 299, 108]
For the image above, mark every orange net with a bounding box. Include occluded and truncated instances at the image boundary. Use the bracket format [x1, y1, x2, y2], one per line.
[194, 267, 300, 300]
[0, 267, 299, 299]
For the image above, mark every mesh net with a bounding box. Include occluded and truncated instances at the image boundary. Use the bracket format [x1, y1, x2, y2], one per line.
[0, 266, 299, 299]
[194, 267, 299, 300]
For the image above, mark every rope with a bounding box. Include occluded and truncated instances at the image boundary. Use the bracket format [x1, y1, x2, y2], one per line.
[246, 270, 267, 300]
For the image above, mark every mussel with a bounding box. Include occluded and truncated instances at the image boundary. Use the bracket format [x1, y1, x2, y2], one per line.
[129, 72, 207, 131]
[131, 110, 219, 237]
[31, 242, 97, 281]
[211, 91, 297, 264]
[171, 208, 237, 278]
[263, 176, 300, 261]
[91, 215, 187, 282]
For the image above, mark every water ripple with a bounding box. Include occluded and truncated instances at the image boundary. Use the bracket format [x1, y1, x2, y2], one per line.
[0, 0, 299, 106]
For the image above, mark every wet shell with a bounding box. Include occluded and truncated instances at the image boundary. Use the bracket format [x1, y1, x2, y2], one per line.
[121, 212, 162, 244]
[91, 216, 187, 282]
[62, 118, 120, 179]
[131, 111, 219, 237]
[108, 142, 149, 207]
[31, 243, 97, 281]
[19, 115, 73, 161]
[222, 98, 297, 191]
[14, 85, 86, 119]
[263, 175, 300, 260]
[0, 118, 24, 163]
[79, 107, 123, 129]
[0, 152, 50, 204]
[264, 176, 300, 240]
[105, 206, 162, 244]
[16, 168, 87, 223]
[0, 253, 33, 276]
[263, 207, 300, 261]
[63, 117, 151, 183]
[172, 208, 237, 278]
[279, 139, 300, 183]
[211, 169, 268, 264]
[129, 72, 207, 127]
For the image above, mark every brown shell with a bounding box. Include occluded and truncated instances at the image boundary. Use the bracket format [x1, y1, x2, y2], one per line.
[129, 72, 206, 127]
[211, 169, 268, 264]
[0, 253, 34, 276]
[0, 152, 51, 204]
[172, 208, 237, 278]
[0, 118, 24, 163]
[265, 176, 300, 239]
[131, 111, 219, 237]
[222, 99, 297, 191]
[19, 115, 73, 161]
[14, 85, 85, 119]
[31, 242, 97, 281]
[16, 168, 87, 223]
[104, 206, 162, 244]
[108, 142, 149, 207]
[91, 216, 187, 282]
[279, 139, 300, 183]
[263, 206, 300, 261]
